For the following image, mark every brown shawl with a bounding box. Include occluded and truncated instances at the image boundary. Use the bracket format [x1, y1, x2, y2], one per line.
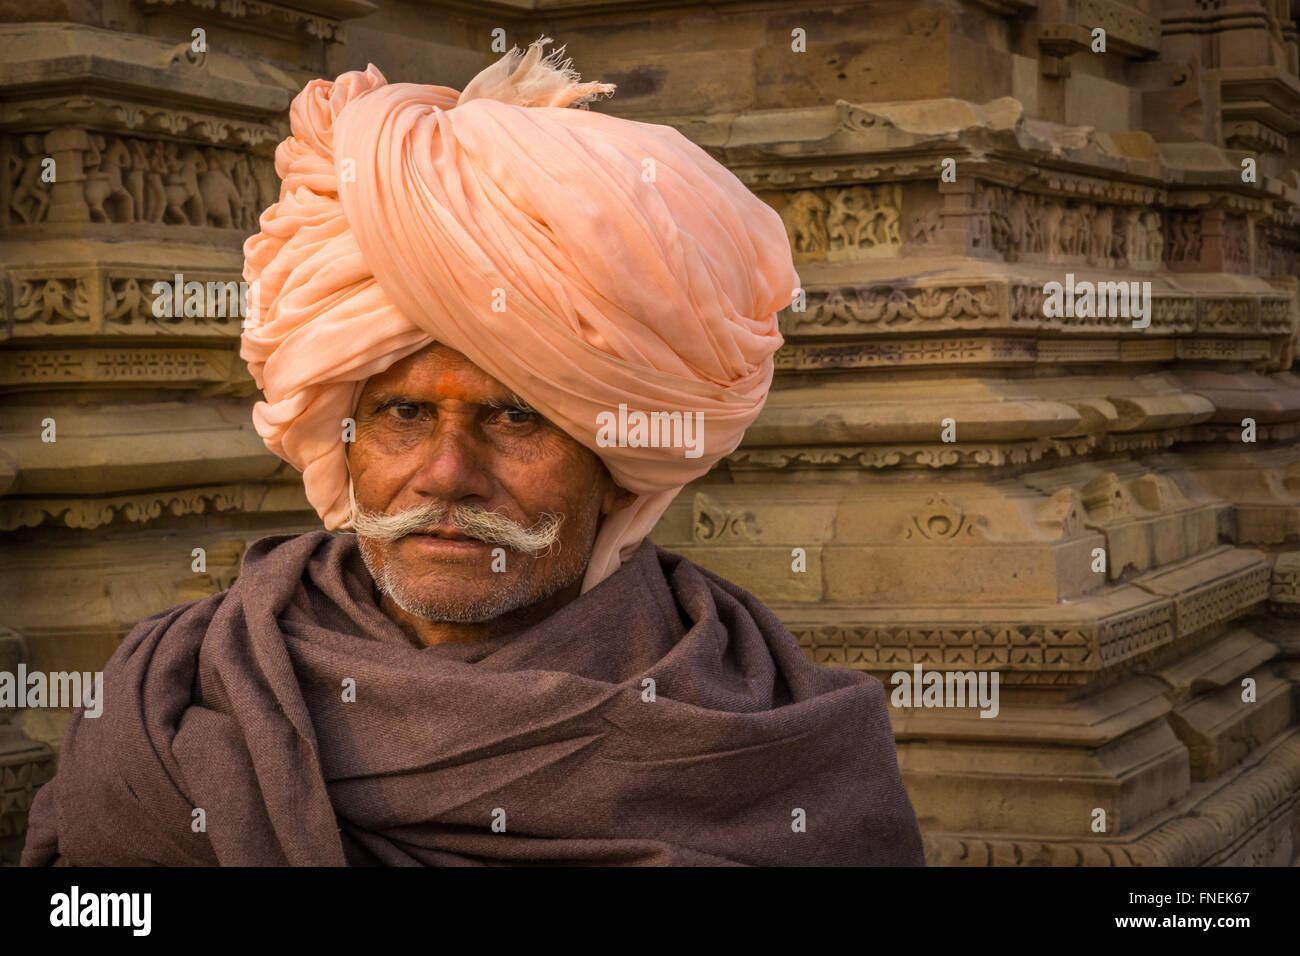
[22, 531, 924, 866]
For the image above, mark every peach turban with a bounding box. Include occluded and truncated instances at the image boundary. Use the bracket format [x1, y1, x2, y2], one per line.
[241, 36, 798, 592]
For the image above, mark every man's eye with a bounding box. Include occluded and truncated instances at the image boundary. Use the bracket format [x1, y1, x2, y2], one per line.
[502, 407, 534, 425]
[388, 402, 421, 420]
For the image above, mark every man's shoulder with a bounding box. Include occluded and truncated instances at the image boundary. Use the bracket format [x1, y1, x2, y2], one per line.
[237, 528, 338, 574]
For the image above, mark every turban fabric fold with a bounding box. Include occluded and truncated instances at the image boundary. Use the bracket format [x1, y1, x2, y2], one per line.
[242, 36, 799, 591]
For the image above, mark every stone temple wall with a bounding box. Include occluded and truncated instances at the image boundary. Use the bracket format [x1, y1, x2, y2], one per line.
[1, 0, 1298, 865]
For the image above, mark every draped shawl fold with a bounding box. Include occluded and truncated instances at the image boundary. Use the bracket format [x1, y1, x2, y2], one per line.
[22, 531, 924, 866]
[240, 38, 798, 591]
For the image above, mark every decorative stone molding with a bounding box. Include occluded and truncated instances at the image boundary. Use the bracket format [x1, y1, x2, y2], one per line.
[0, 347, 236, 386]
[782, 282, 1291, 343]
[1270, 552, 1300, 614]
[926, 732, 1300, 865]
[1075, 0, 1162, 56]
[790, 600, 1175, 682]
[899, 495, 987, 542]
[0, 96, 285, 153]
[724, 439, 1095, 473]
[1133, 549, 1271, 639]
[774, 336, 1038, 371]
[0, 484, 281, 531]
[8, 276, 93, 331]
[1036, 488, 1087, 538]
[785, 283, 1000, 334]
[792, 569, 1263, 681]
[692, 492, 761, 543]
[2, 266, 247, 339]
[132, 0, 371, 41]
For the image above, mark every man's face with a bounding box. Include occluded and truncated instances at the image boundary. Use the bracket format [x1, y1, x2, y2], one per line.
[348, 343, 623, 625]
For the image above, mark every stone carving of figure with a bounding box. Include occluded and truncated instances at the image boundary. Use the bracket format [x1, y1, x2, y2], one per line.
[1076, 204, 1096, 259]
[874, 187, 901, 246]
[83, 135, 135, 223]
[1023, 196, 1044, 254]
[230, 154, 257, 231]
[1006, 192, 1028, 260]
[1123, 208, 1144, 265]
[1145, 211, 1166, 262]
[781, 190, 828, 257]
[125, 140, 148, 222]
[1168, 214, 1184, 260]
[144, 141, 168, 223]
[163, 143, 207, 225]
[826, 188, 855, 249]
[199, 149, 242, 228]
[906, 206, 940, 245]
[9, 134, 50, 224]
[1110, 210, 1128, 262]
[1043, 201, 1063, 259]
[984, 186, 1012, 257]
[825, 185, 899, 251]
[1059, 205, 1080, 256]
[1178, 213, 1198, 261]
[1090, 205, 1113, 262]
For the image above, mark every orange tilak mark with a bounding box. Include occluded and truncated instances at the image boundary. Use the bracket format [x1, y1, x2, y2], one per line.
[433, 373, 469, 402]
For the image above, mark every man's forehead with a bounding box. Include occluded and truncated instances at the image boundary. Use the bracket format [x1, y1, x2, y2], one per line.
[362, 344, 510, 399]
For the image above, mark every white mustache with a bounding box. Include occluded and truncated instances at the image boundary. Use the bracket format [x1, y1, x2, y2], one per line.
[347, 484, 563, 556]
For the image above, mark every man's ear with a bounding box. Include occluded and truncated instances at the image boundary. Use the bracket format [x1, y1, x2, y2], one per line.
[599, 471, 637, 515]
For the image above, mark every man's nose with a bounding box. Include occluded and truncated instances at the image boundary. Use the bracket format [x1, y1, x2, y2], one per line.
[408, 419, 495, 502]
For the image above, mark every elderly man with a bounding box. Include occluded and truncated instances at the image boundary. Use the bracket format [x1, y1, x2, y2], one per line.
[22, 38, 923, 866]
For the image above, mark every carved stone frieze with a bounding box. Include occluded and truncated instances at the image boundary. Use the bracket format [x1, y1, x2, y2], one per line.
[3, 267, 247, 339]
[0, 484, 273, 532]
[0, 348, 234, 386]
[782, 281, 1288, 343]
[2, 132, 277, 229]
[970, 182, 1164, 268]
[1164, 210, 1202, 263]
[1225, 119, 1288, 153]
[790, 600, 1174, 681]
[773, 336, 1038, 371]
[0, 97, 285, 153]
[102, 272, 246, 336]
[133, 0, 353, 41]
[781, 183, 901, 261]
[7, 276, 92, 330]
[724, 438, 1096, 472]
[783, 283, 1003, 335]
